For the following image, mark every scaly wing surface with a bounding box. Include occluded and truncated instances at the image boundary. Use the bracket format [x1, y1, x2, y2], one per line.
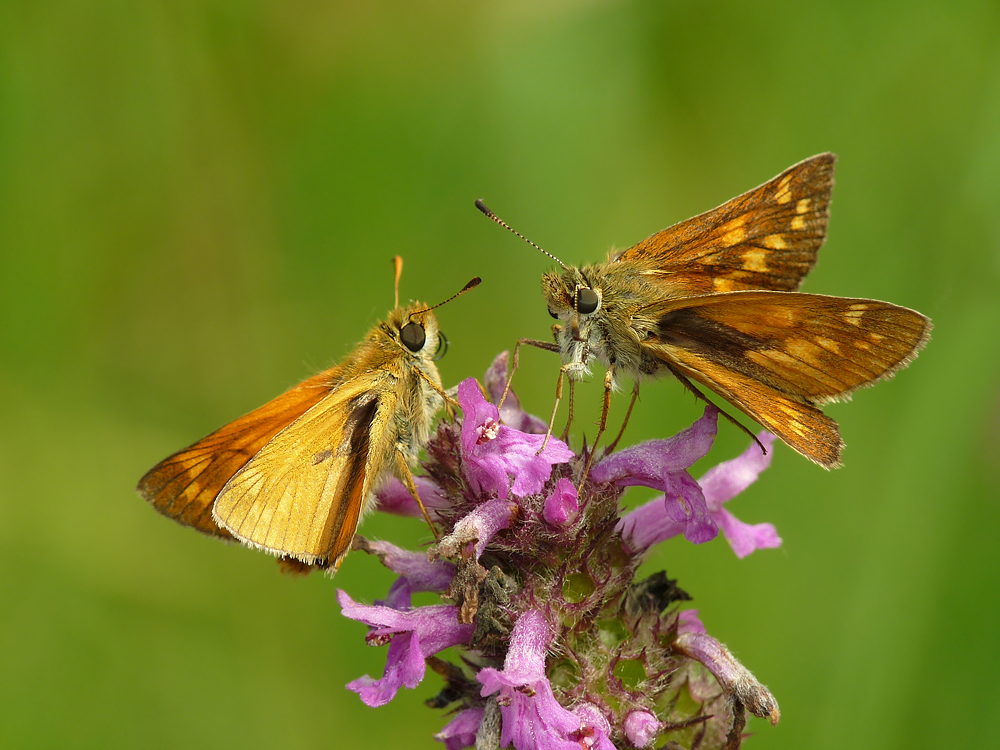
[136, 368, 340, 538]
[212, 374, 397, 567]
[618, 154, 835, 294]
[642, 291, 930, 467]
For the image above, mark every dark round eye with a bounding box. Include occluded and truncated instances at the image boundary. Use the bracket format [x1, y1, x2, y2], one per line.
[400, 321, 426, 352]
[433, 331, 449, 361]
[577, 287, 599, 314]
[547, 307, 559, 319]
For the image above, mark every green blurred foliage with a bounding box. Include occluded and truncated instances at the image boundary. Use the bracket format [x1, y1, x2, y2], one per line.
[1, 1, 999, 748]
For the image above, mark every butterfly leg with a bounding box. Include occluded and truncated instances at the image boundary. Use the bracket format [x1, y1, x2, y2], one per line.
[560, 378, 575, 442]
[498, 338, 560, 410]
[604, 381, 640, 455]
[578, 366, 616, 484]
[414, 367, 461, 420]
[395, 450, 440, 541]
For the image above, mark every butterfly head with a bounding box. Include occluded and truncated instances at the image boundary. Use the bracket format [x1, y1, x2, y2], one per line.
[542, 267, 606, 373]
[385, 304, 448, 362]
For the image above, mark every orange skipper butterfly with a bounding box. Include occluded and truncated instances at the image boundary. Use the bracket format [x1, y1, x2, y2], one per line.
[138, 258, 479, 571]
[477, 154, 930, 469]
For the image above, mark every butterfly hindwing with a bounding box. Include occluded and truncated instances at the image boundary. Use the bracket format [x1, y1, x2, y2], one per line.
[642, 290, 931, 466]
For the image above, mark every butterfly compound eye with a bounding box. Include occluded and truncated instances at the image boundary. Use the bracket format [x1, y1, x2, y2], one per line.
[577, 288, 599, 314]
[400, 321, 426, 352]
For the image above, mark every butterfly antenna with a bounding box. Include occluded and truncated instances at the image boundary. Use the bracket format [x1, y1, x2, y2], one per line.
[392, 255, 404, 308]
[475, 199, 568, 270]
[409, 277, 482, 319]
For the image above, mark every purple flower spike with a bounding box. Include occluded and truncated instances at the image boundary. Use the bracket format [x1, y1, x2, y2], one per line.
[335, 353, 794, 747]
[596, 406, 720, 544]
[377, 475, 448, 518]
[338, 590, 475, 707]
[623, 709, 663, 748]
[458, 379, 573, 499]
[484, 352, 549, 434]
[478, 609, 584, 750]
[543, 478, 579, 527]
[701, 433, 782, 558]
[435, 707, 484, 750]
[360, 539, 455, 593]
[675, 629, 781, 726]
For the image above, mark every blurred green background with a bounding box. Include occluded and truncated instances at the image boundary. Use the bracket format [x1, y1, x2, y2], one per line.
[2, 1, 999, 748]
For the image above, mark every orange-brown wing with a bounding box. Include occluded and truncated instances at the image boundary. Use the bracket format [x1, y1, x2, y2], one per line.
[136, 367, 341, 538]
[618, 154, 835, 294]
[642, 291, 931, 467]
[212, 374, 397, 568]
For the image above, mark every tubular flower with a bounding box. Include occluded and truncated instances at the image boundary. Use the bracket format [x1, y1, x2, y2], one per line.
[340, 353, 783, 749]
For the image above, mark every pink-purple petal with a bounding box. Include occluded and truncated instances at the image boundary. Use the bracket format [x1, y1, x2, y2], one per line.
[543, 478, 579, 526]
[714, 507, 782, 559]
[376, 475, 448, 518]
[617, 494, 686, 553]
[497, 680, 582, 750]
[458, 378, 572, 500]
[573, 703, 617, 750]
[338, 590, 475, 706]
[678, 609, 706, 635]
[346, 630, 427, 706]
[435, 707, 484, 750]
[436, 497, 517, 561]
[623, 709, 663, 748]
[362, 539, 456, 593]
[700, 432, 776, 509]
[478, 609, 550, 691]
[590, 406, 719, 485]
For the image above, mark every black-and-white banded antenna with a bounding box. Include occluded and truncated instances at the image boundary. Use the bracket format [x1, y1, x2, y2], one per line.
[475, 199, 568, 270]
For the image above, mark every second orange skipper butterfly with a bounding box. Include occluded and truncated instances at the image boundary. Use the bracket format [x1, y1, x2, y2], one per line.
[477, 154, 931, 469]
[138, 258, 479, 572]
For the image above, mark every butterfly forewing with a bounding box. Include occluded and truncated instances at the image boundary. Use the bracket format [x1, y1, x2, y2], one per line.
[619, 153, 835, 295]
[136, 368, 340, 538]
[212, 373, 396, 567]
[643, 291, 931, 466]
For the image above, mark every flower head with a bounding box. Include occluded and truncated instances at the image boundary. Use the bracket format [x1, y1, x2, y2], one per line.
[338, 353, 783, 749]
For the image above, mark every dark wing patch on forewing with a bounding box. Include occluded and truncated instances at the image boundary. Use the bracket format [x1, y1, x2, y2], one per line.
[323, 394, 378, 569]
[618, 153, 835, 294]
[136, 367, 340, 539]
[212, 379, 395, 566]
[644, 291, 931, 467]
